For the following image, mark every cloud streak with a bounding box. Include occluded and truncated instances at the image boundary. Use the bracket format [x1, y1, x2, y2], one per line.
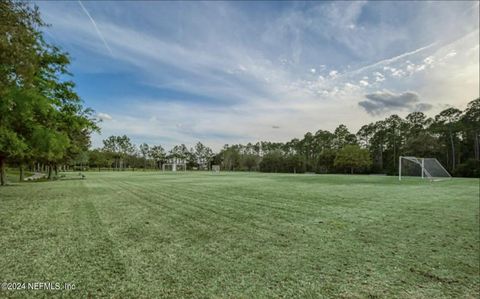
[78, 1, 113, 56]
[349, 42, 437, 76]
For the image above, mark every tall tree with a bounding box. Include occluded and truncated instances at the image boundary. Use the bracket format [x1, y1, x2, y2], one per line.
[0, 1, 42, 185]
[406, 112, 428, 136]
[117, 135, 135, 169]
[194, 142, 206, 169]
[30, 127, 69, 180]
[102, 136, 121, 169]
[356, 123, 375, 149]
[0, 1, 97, 184]
[333, 124, 357, 150]
[461, 98, 480, 161]
[139, 143, 150, 170]
[149, 145, 166, 169]
[384, 115, 405, 173]
[334, 145, 372, 174]
[432, 108, 462, 171]
[37, 45, 97, 176]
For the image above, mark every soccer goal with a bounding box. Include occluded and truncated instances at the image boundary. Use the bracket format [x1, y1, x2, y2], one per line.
[212, 165, 220, 173]
[162, 163, 186, 172]
[399, 156, 451, 181]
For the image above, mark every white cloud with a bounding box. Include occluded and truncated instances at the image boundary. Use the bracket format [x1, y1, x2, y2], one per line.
[424, 56, 434, 65]
[373, 72, 385, 82]
[444, 51, 457, 58]
[359, 80, 369, 86]
[329, 70, 339, 78]
[415, 64, 426, 72]
[97, 112, 112, 121]
[391, 68, 406, 78]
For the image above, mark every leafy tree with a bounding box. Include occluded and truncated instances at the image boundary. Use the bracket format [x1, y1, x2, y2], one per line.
[0, 1, 97, 184]
[149, 145, 166, 169]
[333, 124, 357, 150]
[432, 108, 462, 171]
[30, 127, 69, 179]
[0, 1, 42, 185]
[461, 98, 480, 161]
[102, 136, 121, 169]
[406, 112, 428, 135]
[101, 135, 135, 169]
[242, 154, 259, 171]
[357, 123, 375, 149]
[384, 115, 404, 173]
[221, 145, 241, 171]
[404, 131, 440, 158]
[0, 1, 42, 92]
[334, 145, 372, 174]
[2, 88, 40, 181]
[285, 154, 304, 173]
[194, 142, 208, 169]
[0, 127, 27, 185]
[88, 149, 110, 170]
[368, 120, 387, 171]
[168, 144, 189, 166]
[139, 143, 150, 170]
[36, 44, 97, 176]
[117, 135, 135, 169]
[204, 147, 214, 170]
[259, 150, 283, 173]
[317, 148, 337, 173]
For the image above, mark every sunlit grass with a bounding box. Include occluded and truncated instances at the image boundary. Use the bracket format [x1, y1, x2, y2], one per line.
[0, 172, 478, 298]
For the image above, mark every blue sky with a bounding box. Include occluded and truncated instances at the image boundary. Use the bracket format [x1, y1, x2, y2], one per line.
[36, 1, 479, 150]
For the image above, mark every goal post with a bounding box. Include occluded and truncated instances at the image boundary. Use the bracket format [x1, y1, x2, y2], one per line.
[399, 156, 451, 181]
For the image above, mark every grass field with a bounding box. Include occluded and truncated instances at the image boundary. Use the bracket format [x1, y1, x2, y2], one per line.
[0, 171, 478, 298]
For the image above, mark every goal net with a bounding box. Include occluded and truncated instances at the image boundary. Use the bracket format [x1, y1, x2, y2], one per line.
[399, 156, 451, 181]
[212, 165, 220, 173]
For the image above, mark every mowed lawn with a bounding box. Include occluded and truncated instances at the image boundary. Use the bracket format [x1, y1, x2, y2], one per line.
[0, 172, 478, 298]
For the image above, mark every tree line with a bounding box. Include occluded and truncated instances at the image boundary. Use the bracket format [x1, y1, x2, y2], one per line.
[81, 137, 215, 171]
[1, 1, 478, 185]
[217, 100, 479, 177]
[0, 1, 97, 185]
[76, 98, 478, 178]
